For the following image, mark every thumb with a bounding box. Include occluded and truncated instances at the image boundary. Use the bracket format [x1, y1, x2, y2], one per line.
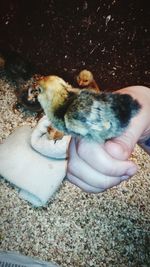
[105, 115, 145, 160]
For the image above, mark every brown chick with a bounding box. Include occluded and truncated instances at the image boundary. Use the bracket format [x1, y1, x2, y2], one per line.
[77, 69, 100, 92]
[37, 75, 141, 143]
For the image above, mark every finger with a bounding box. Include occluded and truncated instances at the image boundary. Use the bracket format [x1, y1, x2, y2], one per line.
[108, 85, 150, 160]
[67, 172, 105, 193]
[68, 139, 133, 188]
[105, 112, 146, 160]
[73, 138, 137, 177]
[67, 172, 129, 193]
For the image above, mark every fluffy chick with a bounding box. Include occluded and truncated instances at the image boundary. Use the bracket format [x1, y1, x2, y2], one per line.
[13, 75, 42, 113]
[77, 69, 100, 92]
[37, 75, 141, 143]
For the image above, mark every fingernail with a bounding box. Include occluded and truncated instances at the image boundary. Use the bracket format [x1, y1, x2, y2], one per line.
[121, 175, 129, 181]
[126, 166, 137, 176]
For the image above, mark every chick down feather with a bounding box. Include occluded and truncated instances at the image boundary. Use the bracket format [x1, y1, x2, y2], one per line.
[37, 76, 141, 143]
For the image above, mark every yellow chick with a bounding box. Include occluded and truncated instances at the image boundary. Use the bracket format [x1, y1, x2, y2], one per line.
[77, 69, 100, 92]
[37, 75, 141, 143]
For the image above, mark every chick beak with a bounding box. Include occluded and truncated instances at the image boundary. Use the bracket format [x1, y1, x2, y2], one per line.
[79, 80, 84, 86]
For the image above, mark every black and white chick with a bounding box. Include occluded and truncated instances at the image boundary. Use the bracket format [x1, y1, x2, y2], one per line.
[1, 51, 42, 113]
[37, 75, 141, 143]
[13, 75, 43, 113]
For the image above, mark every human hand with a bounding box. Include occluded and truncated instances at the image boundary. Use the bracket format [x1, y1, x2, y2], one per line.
[67, 86, 150, 193]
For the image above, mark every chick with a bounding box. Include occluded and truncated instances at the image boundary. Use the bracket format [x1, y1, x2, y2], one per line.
[77, 69, 100, 92]
[27, 74, 43, 103]
[1, 51, 42, 113]
[13, 75, 43, 113]
[37, 75, 141, 143]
